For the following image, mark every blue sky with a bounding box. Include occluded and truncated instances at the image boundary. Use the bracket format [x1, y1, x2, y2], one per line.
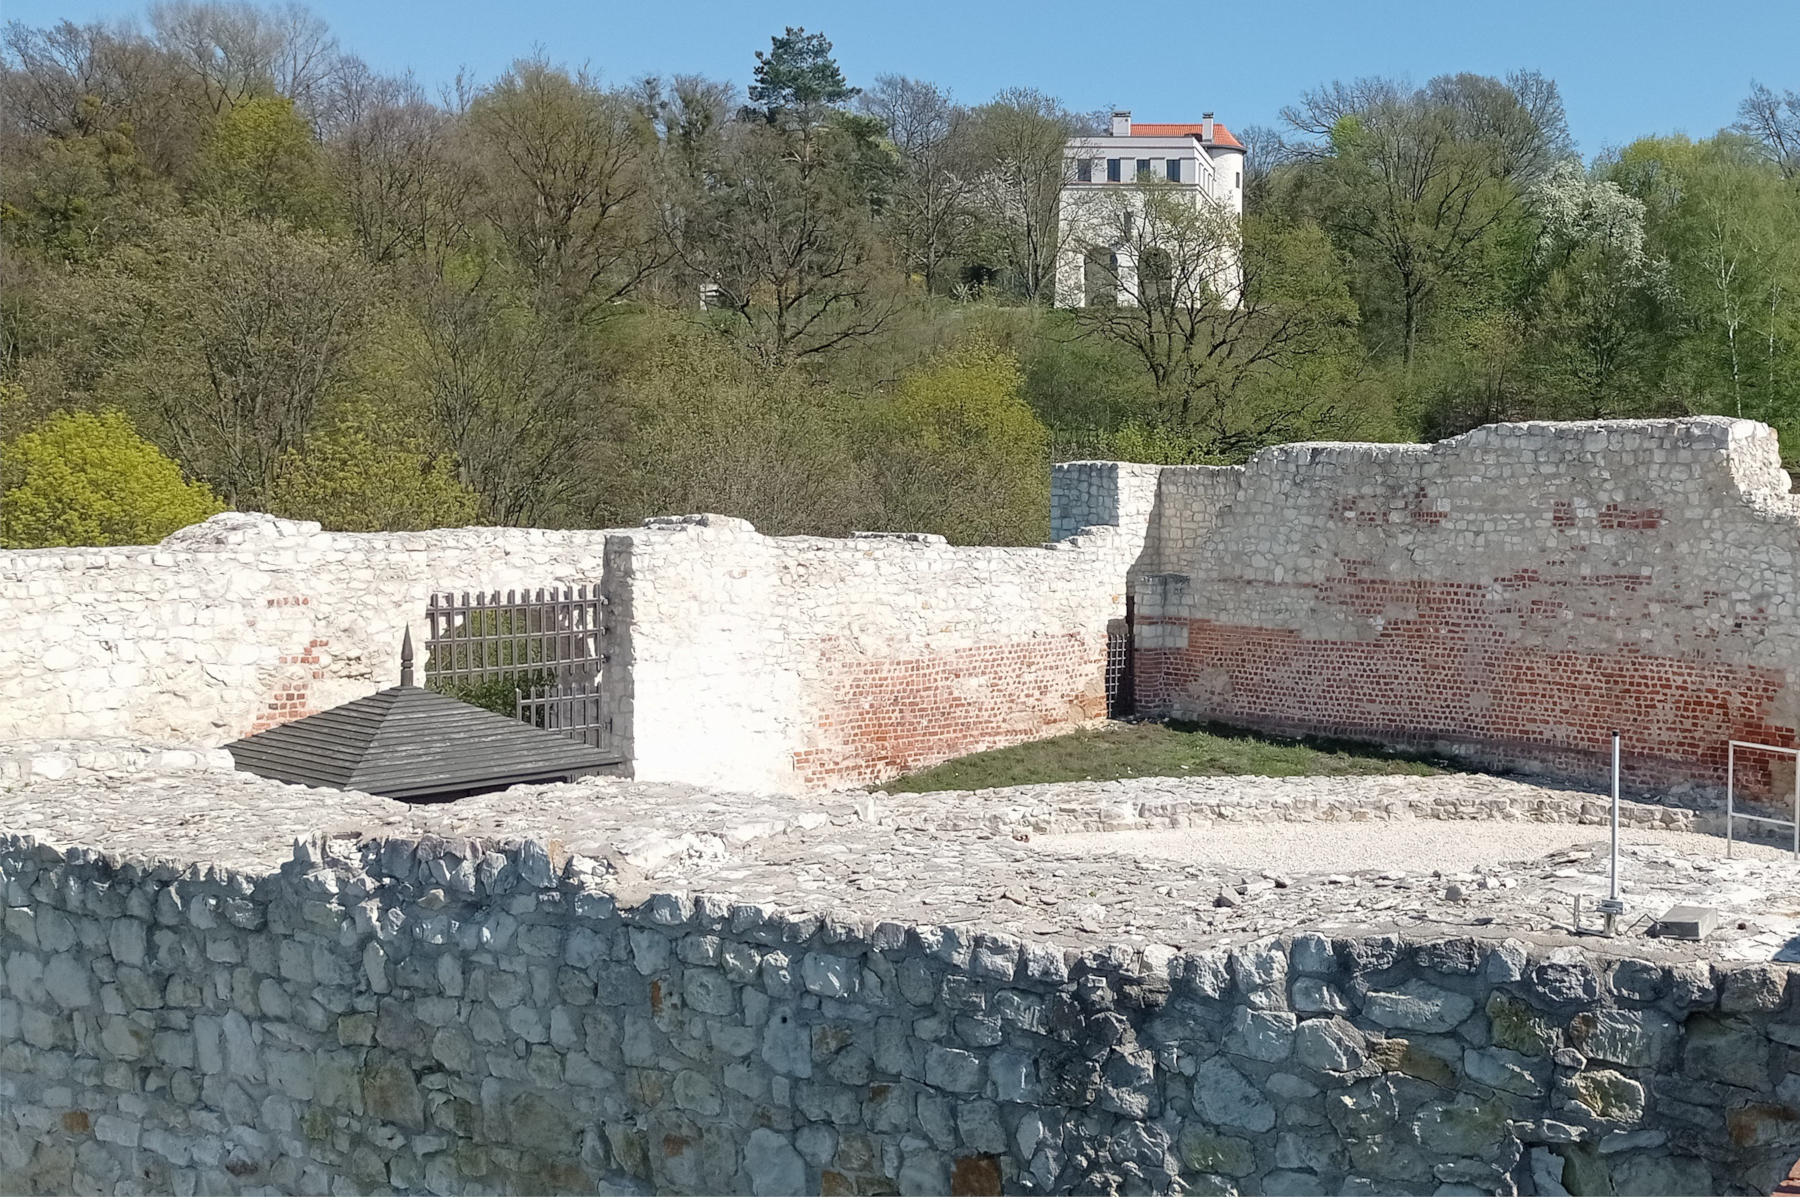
[9, 0, 1795, 158]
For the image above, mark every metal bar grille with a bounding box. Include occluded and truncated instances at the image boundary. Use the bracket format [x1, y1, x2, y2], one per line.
[1101, 593, 1130, 719]
[423, 585, 606, 688]
[424, 585, 611, 752]
[1105, 594, 1135, 719]
[516, 682, 612, 751]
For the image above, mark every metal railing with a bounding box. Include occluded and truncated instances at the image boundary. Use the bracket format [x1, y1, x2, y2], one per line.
[1726, 739, 1800, 859]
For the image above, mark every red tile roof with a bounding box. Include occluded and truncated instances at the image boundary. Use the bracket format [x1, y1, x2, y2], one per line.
[1128, 122, 1245, 151]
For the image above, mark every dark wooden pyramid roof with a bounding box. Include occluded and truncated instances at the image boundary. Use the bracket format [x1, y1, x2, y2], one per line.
[225, 684, 620, 802]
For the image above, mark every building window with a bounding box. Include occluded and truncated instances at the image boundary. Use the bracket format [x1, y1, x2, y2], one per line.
[1236, 171, 1242, 189]
[1107, 158, 1122, 182]
[1136, 158, 1151, 179]
[1077, 158, 1092, 182]
[1166, 159, 1182, 183]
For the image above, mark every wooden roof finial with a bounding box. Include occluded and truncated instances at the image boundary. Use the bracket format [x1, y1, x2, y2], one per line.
[400, 626, 415, 688]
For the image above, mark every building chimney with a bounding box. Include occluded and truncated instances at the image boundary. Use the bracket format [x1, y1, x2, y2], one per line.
[1111, 110, 1131, 137]
[1202, 112, 1215, 142]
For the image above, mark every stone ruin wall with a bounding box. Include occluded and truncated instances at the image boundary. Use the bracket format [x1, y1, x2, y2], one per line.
[3, 831, 1798, 1196]
[0, 515, 620, 748]
[1055, 418, 1800, 796]
[0, 513, 1137, 793]
[4, 415, 1797, 796]
[616, 519, 1135, 791]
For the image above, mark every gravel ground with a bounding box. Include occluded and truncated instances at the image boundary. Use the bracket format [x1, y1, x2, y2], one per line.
[1034, 819, 1793, 875]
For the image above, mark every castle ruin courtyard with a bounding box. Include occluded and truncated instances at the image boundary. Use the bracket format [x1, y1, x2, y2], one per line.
[4, 418, 1799, 1195]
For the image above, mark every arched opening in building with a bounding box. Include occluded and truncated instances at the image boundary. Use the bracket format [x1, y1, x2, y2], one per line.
[1140, 246, 1174, 307]
[1084, 247, 1118, 307]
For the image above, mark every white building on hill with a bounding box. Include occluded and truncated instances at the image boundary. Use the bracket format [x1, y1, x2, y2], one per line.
[1056, 110, 1246, 308]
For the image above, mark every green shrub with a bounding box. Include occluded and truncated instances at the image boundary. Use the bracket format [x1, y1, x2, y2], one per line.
[1, 407, 222, 548]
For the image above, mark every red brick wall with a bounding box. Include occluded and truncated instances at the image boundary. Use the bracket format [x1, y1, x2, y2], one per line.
[794, 634, 1108, 789]
[1135, 579, 1794, 793]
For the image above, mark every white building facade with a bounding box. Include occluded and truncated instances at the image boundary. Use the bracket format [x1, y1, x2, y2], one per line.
[1055, 110, 1246, 308]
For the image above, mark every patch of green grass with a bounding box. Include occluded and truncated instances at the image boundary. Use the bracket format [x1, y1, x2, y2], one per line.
[880, 719, 1445, 793]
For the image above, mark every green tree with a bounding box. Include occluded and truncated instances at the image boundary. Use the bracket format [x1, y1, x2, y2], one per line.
[266, 408, 478, 531]
[866, 338, 1048, 544]
[465, 57, 660, 311]
[1281, 71, 1571, 367]
[659, 113, 899, 365]
[743, 27, 857, 126]
[193, 94, 332, 224]
[87, 212, 372, 508]
[1519, 161, 1666, 419]
[610, 322, 865, 534]
[1, 407, 221, 547]
[1610, 135, 1800, 431]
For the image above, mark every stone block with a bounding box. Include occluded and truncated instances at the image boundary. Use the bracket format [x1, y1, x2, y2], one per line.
[1361, 981, 1476, 1033]
[1654, 904, 1717, 941]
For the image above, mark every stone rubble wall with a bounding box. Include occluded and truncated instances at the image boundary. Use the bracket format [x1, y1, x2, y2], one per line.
[0, 741, 237, 791]
[1088, 419, 1800, 794]
[874, 772, 1721, 839]
[6, 416, 1797, 795]
[0, 510, 1136, 792]
[3, 831, 1797, 1197]
[0, 514, 622, 748]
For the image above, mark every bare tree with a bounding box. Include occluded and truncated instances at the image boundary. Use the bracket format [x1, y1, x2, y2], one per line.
[465, 56, 663, 312]
[1736, 81, 1800, 179]
[0, 19, 208, 176]
[1, 20, 131, 137]
[412, 280, 600, 525]
[1068, 184, 1359, 452]
[149, 1, 341, 118]
[1234, 122, 1292, 213]
[965, 88, 1090, 301]
[859, 74, 975, 293]
[324, 59, 476, 268]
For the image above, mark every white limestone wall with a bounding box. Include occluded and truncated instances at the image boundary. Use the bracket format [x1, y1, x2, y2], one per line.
[0, 514, 623, 745]
[613, 518, 1138, 791]
[0, 505, 1152, 791]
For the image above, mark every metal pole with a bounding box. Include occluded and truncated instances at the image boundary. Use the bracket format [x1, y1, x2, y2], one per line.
[1610, 730, 1620, 904]
[1726, 741, 1735, 860]
[1598, 730, 1624, 936]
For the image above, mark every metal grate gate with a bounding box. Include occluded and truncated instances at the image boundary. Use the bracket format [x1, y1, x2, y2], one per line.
[423, 586, 613, 751]
[1105, 595, 1135, 719]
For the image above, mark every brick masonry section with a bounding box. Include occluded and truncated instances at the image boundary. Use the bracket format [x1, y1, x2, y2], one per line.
[1088, 418, 1800, 796]
[1137, 617, 1790, 790]
[793, 634, 1108, 788]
